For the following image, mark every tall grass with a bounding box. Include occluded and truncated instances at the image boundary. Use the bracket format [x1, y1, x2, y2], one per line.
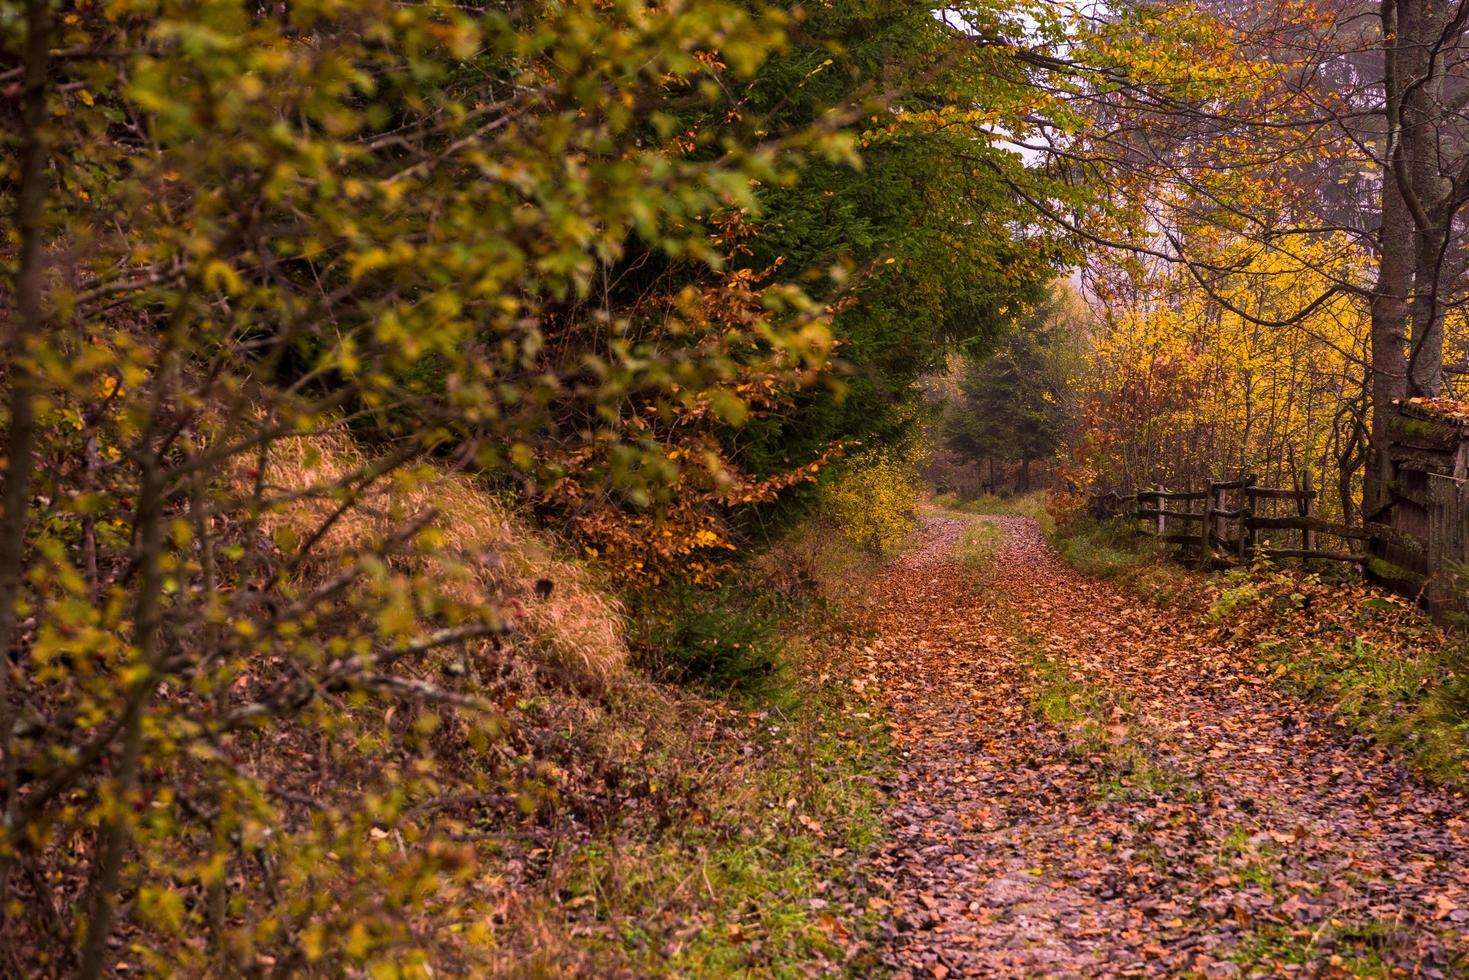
[262, 430, 626, 689]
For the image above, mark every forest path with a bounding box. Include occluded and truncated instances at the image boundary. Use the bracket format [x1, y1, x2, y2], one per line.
[861, 512, 1469, 978]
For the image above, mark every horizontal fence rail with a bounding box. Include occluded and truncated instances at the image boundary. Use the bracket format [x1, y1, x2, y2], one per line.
[1088, 473, 1361, 570]
[1088, 405, 1469, 621]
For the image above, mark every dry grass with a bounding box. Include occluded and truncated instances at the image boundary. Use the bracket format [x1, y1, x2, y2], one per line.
[753, 518, 890, 609]
[197, 429, 891, 974]
[251, 428, 626, 690]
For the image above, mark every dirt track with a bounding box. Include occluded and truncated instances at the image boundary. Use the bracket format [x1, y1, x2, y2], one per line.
[863, 514, 1469, 978]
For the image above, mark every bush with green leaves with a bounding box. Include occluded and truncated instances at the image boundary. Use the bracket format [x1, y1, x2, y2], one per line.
[0, 0, 847, 972]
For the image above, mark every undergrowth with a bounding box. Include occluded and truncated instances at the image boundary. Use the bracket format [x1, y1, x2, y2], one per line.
[558, 624, 891, 976]
[521, 536, 895, 975]
[1051, 514, 1469, 791]
[627, 580, 789, 698]
[1049, 515, 1196, 605]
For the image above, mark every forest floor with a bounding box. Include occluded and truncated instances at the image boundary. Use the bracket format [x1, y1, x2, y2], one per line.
[860, 512, 1469, 978]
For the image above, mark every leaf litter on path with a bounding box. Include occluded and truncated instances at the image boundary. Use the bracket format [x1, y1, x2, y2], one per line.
[861, 514, 1469, 978]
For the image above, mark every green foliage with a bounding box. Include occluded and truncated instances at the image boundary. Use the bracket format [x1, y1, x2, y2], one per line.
[627, 580, 788, 696]
[0, 0, 862, 971]
[942, 282, 1086, 478]
[1050, 516, 1199, 609]
[0, 0, 1078, 969]
[731, 0, 1071, 512]
[1207, 579, 1263, 623]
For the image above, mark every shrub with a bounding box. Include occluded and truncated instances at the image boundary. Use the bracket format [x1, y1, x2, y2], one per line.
[0, 0, 836, 970]
[626, 580, 788, 696]
[1208, 578, 1262, 623]
[821, 449, 922, 557]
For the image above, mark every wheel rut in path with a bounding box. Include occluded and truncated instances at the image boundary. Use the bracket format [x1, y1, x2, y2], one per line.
[862, 513, 1469, 978]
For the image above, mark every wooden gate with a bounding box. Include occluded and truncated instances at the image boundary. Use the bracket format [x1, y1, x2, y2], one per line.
[1426, 473, 1469, 618]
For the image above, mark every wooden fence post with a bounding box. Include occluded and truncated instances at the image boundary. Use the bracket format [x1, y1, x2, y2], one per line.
[1241, 473, 1257, 562]
[1428, 475, 1448, 613]
[1201, 479, 1218, 568]
[1156, 484, 1166, 537]
[1300, 468, 1316, 555]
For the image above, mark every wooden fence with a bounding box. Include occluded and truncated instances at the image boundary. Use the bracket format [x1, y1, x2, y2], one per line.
[1089, 471, 1369, 570]
[1088, 402, 1469, 619]
[1368, 400, 1469, 618]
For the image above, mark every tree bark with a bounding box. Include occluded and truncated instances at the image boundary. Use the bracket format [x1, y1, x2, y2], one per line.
[1393, 0, 1448, 398]
[76, 457, 167, 980]
[1368, 169, 1412, 512]
[1367, 0, 1421, 512]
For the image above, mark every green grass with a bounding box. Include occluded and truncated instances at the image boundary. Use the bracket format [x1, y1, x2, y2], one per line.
[1215, 830, 1415, 974]
[1215, 826, 1281, 894]
[566, 663, 891, 975]
[954, 518, 1003, 570]
[1026, 647, 1131, 757]
[1231, 919, 1408, 976]
[1054, 515, 1469, 792]
[1051, 515, 1197, 606]
[1019, 640, 1196, 801]
[565, 570, 893, 976]
[932, 490, 1055, 534]
[1052, 515, 1155, 574]
[1254, 628, 1469, 787]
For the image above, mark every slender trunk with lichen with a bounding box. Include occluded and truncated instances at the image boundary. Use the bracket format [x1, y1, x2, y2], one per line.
[0, 0, 52, 917]
[77, 454, 166, 980]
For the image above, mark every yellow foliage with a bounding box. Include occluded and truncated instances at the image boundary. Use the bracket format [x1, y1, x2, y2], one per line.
[1069, 229, 1371, 520]
[821, 448, 922, 557]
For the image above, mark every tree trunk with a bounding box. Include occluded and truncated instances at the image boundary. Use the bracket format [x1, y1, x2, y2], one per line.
[77, 457, 167, 980]
[1368, 173, 1412, 513]
[1408, 216, 1447, 397]
[1367, 0, 1418, 512]
[1396, 0, 1447, 398]
[0, 0, 52, 911]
